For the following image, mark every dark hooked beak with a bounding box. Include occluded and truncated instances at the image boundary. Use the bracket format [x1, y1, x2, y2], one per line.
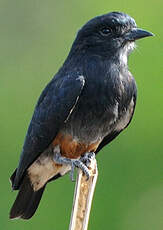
[124, 28, 154, 41]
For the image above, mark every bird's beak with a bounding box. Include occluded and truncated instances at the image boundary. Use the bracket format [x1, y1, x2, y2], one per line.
[124, 28, 154, 41]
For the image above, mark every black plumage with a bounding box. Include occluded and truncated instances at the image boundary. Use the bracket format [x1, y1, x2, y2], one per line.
[9, 12, 153, 219]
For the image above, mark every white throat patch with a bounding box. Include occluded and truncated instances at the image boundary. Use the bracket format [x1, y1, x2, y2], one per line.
[119, 42, 135, 66]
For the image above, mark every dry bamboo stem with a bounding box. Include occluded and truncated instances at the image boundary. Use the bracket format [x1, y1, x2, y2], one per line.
[69, 158, 98, 230]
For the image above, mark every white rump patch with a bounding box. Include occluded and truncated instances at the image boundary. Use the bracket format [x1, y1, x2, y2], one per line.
[28, 146, 71, 191]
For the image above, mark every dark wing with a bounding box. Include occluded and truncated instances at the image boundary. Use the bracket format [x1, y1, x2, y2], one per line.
[13, 74, 85, 189]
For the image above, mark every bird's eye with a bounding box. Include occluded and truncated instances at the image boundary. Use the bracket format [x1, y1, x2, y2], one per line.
[100, 28, 111, 36]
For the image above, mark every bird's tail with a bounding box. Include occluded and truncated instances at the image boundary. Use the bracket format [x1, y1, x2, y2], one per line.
[9, 174, 46, 220]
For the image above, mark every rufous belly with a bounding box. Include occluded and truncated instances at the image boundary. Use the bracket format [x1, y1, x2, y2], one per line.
[52, 132, 101, 159]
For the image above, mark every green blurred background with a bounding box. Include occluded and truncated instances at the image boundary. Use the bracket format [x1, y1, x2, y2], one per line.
[0, 0, 162, 229]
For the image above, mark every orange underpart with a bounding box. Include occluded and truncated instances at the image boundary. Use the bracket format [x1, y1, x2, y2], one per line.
[52, 132, 100, 159]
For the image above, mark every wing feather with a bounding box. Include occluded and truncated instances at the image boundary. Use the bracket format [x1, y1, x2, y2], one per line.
[13, 74, 85, 189]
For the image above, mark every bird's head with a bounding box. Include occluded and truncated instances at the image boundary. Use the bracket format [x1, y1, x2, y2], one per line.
[73, 12, 153, 63]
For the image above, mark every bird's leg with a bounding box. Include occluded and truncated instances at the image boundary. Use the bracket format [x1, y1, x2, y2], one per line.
[53, 146, 95, 181]
[53, 152, 90, 181]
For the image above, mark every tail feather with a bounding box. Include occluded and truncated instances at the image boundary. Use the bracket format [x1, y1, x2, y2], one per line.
[10, 169, 17, 188]
[9, 175, 46, 220]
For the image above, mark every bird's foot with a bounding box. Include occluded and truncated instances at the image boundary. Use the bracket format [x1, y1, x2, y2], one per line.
[53, 150, 95, 182]
[80, 152, 95, 167]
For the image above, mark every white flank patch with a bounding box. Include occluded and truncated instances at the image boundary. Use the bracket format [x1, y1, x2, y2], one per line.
[115, 97, 134, 131]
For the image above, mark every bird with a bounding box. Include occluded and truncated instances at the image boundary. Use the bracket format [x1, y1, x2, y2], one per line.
[9, 12, 153, 220]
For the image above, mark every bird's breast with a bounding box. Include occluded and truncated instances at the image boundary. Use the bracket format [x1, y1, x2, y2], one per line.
[114, 97, 135, 131]
[52, 69, 136, 158]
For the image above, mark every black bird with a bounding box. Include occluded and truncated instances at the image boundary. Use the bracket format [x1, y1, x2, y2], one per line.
[9, 12, 153, 220]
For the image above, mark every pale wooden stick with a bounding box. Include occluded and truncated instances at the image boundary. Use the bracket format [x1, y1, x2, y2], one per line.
[69, 158, 98, 230]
